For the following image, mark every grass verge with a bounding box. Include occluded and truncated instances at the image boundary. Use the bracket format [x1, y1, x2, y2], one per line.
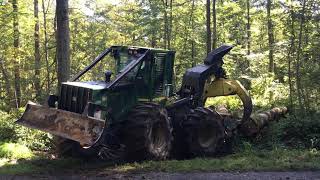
[0, 148, 320, 175]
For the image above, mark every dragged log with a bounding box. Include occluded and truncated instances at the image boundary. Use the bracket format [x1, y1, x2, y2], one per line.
[214, 105, 288, 137]
[239, 107, 288, 137]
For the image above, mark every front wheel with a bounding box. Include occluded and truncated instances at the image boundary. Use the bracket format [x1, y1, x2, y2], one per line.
[117, 103, 172, 161]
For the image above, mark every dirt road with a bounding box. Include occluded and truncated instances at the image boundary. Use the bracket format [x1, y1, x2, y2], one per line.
[3, 171, 320, 180]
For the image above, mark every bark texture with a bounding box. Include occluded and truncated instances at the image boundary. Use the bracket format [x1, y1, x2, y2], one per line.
[206, 0, 211, 54]
[34, 0, 41, 99]
[12, 0, 21, 107]
[56, 0, 70, 88]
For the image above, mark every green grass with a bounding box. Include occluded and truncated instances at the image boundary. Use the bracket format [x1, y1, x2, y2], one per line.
[117, 148, 320, 172]
[0, 148, 320, 175]
[0, 143, 34, 159]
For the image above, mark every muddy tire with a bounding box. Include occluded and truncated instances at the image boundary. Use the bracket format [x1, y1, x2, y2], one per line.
[118, 103, 172, 161]
[168, 105, 191, 159]
[183, 107, 225, 157]
[53, 137, 97, 158]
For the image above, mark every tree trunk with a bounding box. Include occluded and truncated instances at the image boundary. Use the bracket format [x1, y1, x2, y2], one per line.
[168, 0, 173, 49]
[295, 0, 306, 113]
[288, 0, 295, 109]
[0, 58, 11, 100]
[267, 0, 274, 72]
[56, 0, 70, 88]
[191, 0, 195, 67]
[181, 0, 195, 61]
[162, 0, 168, 49]
[246, 0, 250, 55]
[206, 0, 211, 54]
[42, 0, 50, 94]
[212, 0, 217, 49]
[151, 29, 156, 48]
[34, 0, 41, 100]
[12, 0, 21, 108]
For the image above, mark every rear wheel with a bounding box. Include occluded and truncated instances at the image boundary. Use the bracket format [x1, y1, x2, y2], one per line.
[118, 102, 172, 161]
[169, 105, 191, 159]
[183, 107, 225, 157]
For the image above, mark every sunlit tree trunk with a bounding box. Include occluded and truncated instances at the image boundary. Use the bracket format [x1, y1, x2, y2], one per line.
[56, 0, 70, 88]
[12, 0, 21, 108]
[168, 0, 173, 49]
[267, 0, 274, 73]
[246, 0, 250, 55]
[34, 0, 41, 100]
[181, 0, 195, 62]
[162, 0, 173, 49]
[295, 0, 306, 113]
[206, 0, 211, 54]
[162, 0, 168, 49]
[191, 0, 196, 67]
[212, 0, 217, 49]
[287, 0, 295, 109]
[0, 58, 11, 101]
[42, 0, 50, 94]
[301, 8, 310, 112]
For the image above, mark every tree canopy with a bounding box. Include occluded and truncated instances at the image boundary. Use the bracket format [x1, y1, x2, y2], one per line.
[0, 0, 319, 113]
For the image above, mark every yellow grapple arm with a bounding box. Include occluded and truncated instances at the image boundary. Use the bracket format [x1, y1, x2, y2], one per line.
[203, 78, 253, 121]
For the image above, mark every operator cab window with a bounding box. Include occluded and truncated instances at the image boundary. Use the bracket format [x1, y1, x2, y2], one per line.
[77, 53, 116, 83]
[76, 48, 145, 85]
[114, 49, 144, 83]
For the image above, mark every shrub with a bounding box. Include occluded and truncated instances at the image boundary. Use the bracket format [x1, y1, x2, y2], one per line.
[0, 109, 52, 151]
[0, 111, 16, 141]
[278, 113, 320, 149]
[0, 142, 34, 159]
[205, 96, 242, 111]
[252, 111, 320, 150]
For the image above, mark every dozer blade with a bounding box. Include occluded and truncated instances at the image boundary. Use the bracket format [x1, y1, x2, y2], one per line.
[16, 102, 105, 146]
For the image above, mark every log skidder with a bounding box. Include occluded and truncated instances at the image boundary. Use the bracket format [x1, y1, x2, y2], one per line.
[17, 45, 283, 161]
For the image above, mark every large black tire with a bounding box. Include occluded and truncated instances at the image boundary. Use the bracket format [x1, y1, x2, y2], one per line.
[183, 107, 225, 157]
[117, 102, 172, 161]
[168, 105, 191, 159]
[53, 137, 98, 158]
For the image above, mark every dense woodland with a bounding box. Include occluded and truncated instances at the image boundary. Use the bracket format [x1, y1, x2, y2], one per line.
[0, 0, 319, 114]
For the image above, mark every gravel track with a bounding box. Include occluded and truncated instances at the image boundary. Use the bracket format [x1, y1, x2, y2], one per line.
[2, 171, 320, 180]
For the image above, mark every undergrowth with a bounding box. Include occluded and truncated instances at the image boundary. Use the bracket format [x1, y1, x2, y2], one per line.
[0, 143, 34, 159]
[0, 103, 319, 174]
[0, 109, 52, 151]
[0, 148, 319, 175]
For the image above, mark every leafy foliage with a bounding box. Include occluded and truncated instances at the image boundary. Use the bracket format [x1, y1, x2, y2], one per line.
[0, 142, 33, 159]
[0, 110, 52, 151]
[0, 0, 319, 157]
[278, 113, 320, 149]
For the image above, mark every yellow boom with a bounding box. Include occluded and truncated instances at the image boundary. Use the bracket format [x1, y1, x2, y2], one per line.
[203, 78, 253, 121]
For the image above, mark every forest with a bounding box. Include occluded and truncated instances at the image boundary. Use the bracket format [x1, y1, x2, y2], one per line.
[0, 0, 320, 174]
[0, 0, 319, 112]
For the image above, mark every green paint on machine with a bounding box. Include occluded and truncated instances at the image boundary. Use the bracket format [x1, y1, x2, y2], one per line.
[58, 46, 175, 124]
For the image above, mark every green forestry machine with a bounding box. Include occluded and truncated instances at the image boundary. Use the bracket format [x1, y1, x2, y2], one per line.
[16, 45, 287, 161]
